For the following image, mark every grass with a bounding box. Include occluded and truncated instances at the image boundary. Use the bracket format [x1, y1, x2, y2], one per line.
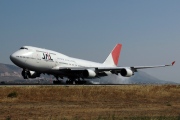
[7, 91, 18, 98]
[0, 85, 179, 102]
[0, 85, 179, 119]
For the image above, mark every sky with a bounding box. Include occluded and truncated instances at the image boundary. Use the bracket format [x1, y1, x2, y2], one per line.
[0, 0, 179, 83]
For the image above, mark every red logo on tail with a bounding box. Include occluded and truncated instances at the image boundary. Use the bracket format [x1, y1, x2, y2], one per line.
[112, 44, 122, 66]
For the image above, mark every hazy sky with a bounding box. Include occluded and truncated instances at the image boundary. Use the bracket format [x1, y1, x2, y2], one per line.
[0, 0, 179, 83]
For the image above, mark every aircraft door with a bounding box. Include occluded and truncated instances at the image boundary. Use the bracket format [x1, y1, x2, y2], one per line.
[36, 52, 41, 64]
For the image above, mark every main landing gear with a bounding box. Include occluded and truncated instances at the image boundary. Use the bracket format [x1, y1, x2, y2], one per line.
[53, 77, 87, 85]
[53, 80, 63, 84]
[66, 79, 87, 84]
[53, 76, 63, 84]
[65, 78, 87, 85]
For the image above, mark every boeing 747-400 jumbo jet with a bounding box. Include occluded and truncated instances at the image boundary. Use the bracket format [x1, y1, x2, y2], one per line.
[10, 44, 175, 84]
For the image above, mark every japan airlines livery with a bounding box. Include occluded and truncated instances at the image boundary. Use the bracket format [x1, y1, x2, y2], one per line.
[10, 44, 175, 84]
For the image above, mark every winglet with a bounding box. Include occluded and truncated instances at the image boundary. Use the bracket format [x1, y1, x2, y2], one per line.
[172, 61, 175, 66]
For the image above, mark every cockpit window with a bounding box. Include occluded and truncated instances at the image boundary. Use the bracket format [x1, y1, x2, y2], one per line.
[20, 47, 28, 50]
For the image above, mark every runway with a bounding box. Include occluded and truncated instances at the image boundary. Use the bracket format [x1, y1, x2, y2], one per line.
[0, 83, 138, 87]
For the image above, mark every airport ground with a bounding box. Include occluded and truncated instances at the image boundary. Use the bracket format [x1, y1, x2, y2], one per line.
[0, 85, 180, 120]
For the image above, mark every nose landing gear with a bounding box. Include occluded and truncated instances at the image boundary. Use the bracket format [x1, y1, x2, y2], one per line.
[21, 70, 29, 79]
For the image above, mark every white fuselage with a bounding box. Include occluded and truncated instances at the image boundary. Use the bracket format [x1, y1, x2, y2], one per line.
[10, 46, 110, 73]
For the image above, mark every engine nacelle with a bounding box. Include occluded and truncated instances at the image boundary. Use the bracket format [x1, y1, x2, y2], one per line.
[28, 71, 40, 78]
[83, 69, 96, 78]
[120, 68, 134, 77]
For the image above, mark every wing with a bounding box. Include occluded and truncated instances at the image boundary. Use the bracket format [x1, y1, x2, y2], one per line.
[95, 61, 175, 77]
[51, 61, 175, 78]
[131, 61, 175, 71]
[98, 61, 175, 72]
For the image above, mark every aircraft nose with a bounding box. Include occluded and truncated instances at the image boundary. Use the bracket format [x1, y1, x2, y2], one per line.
[10, 52, 19, 64]
[10, 53, 16, 62]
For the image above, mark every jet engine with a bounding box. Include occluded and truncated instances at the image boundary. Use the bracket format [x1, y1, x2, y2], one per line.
[22, 70, 40, 79]
[27, 71, 40, 78]
[83, 69, 96, 78]
[120, 68, 134, 77]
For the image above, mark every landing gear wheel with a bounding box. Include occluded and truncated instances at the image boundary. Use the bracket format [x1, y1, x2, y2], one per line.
[78, 80, 87, 84]
[53, 80, 63, 84]
[66, 80, 73, 84]
[74, 80, 87, 84]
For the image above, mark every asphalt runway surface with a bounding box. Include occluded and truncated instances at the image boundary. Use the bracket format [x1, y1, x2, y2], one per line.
[0, 83, 138, 87]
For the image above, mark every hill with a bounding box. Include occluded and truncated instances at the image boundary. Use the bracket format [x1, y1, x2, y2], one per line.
[0, 63, 22, 81]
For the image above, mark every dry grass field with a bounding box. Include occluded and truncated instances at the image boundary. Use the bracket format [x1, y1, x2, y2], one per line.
[0, 85, 180, 120]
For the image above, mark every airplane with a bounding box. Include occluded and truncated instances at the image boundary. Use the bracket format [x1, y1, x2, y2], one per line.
[10, 44, 175, 84]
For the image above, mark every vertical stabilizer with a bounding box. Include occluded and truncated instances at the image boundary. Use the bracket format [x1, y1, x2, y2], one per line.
[103, 44, 122, 66]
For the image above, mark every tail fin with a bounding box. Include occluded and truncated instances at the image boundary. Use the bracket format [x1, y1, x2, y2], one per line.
[103, 44, 122, 66]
